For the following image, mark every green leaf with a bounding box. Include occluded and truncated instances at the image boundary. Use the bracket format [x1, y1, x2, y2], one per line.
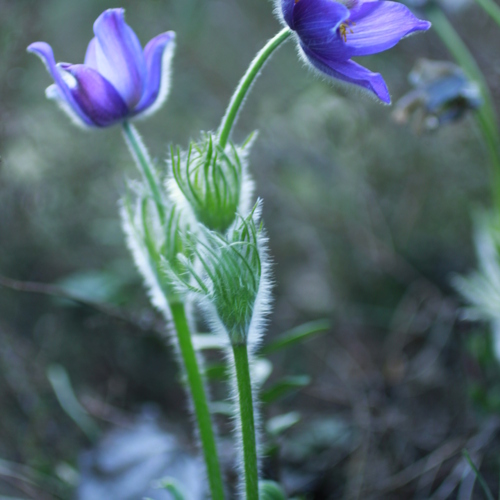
[47, 365, 100, 442]
[462, 449, 495, 500]
[260, 375, 311, 404]
[204, 362, 228, 380]
[259, 480, 287, 500]
[475, 0, 500, 30]
[266, 411, 301, 437]
[156, 477, 186, 500]
[260, 320, 330, 356]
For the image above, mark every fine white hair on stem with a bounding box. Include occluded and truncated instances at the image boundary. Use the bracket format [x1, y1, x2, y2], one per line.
[224, 344, 265, 498]
[120, 194, 171, 319]
[169, 201, 273, 497]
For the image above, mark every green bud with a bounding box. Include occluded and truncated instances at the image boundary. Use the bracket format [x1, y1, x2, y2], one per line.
[174, 203, 271, 345]
[169, 132, 255, 234]
[121, 183, 193, 307]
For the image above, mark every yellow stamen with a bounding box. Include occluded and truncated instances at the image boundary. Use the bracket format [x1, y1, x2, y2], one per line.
[339, 19, 356, 42]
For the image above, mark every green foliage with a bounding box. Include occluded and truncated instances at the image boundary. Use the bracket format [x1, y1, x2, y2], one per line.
[260, 375, 311, 404]
[462, 449, 495, 500]
[259, 320, 330, 356]
[158, 477, 187, 500]
[259, 480, 288, 500]
[266, 411, 301, 437]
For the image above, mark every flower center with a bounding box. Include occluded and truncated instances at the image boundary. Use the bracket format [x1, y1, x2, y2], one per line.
[339, 19, 356, 42]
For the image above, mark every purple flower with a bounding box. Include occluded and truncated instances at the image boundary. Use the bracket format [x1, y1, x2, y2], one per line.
[278, 0, 431, 103]
[28, 9, 175, 127]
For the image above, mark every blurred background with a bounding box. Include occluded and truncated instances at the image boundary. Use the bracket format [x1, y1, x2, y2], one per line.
[1, 0, 500, 498]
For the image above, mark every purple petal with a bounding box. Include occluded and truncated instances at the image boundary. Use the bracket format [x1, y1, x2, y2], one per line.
[344, 1, 431, 57]
[60, 64, 130, 126]
[280, 0, 296, 28]
[92, 8, 146, 108]
[133, 31, 175, 117]
[292, 0, 350, 49]
[301, 43, 391, 103]
[27, 41, 94, 127]
[84, 37, 99, 69]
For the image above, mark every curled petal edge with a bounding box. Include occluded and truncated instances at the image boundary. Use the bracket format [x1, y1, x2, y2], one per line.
[133, 31, 176, 119]
[27, 41, 95, 126]
[300, 43, 391, 104]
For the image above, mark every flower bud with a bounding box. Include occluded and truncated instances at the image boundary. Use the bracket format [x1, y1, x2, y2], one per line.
[121, 183, 193, 310]
[173, 202, 271, 346]
[169, 132, 255, 234]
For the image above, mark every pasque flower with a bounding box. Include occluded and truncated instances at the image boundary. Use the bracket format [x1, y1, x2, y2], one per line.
[278, 0, 431, 103]
[28, 8, 175, 127]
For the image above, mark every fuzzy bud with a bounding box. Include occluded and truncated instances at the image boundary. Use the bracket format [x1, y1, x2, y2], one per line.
[174, 202, 271, 346]
[121, 183, 194, 310]
[169, 132, 255, 234]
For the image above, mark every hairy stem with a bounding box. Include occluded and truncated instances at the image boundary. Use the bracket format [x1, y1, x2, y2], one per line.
[171, 303, 225, 500]
[122, 121, 166, 225]
[218, 28, 292, 149]
[232, 342, 259, 500]
[121, 124, 224, 498]
[427, 6, 500, 211]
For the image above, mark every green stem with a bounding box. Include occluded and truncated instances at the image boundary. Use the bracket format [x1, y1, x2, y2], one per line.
[475, 0, 500, 28]
[122, 125, 225, 498]
[426, 6, 500, 211]
[232, 342, 259, 500]
[171, 302, 225, 500]
[122, 121, 166, 225]
[218, 28, 292, 149]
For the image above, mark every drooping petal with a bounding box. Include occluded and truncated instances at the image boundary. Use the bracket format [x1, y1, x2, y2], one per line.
[27, 41, 94, 127]
[133, 31, 176, 118]
[301, 43, 391, 103]
[292, 0, 350, 49]
[344, 1, 431, 57]
[58, 64, 129, 126]
[92, 8, 146, 108]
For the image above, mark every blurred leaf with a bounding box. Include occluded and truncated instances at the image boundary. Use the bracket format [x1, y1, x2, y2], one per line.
[266, 411, 301, 437]
[260, 320, 330, 356]
[253, 358, 273, 387]
[475, 0, 500, 29]
[204, 362, 227, 380]
[259, 481, 287, 500]
[462, 449, 495, 500]
[56, 270, 127, 305]
[259, 480, 287, 500]
[47, 364, 100, 442]
[260, 375, 311, 404]
[156, 477, 187, 500]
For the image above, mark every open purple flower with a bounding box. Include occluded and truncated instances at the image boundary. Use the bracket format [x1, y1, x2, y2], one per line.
[28, 8, 175, 127]
[278, 0, 431, 103]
